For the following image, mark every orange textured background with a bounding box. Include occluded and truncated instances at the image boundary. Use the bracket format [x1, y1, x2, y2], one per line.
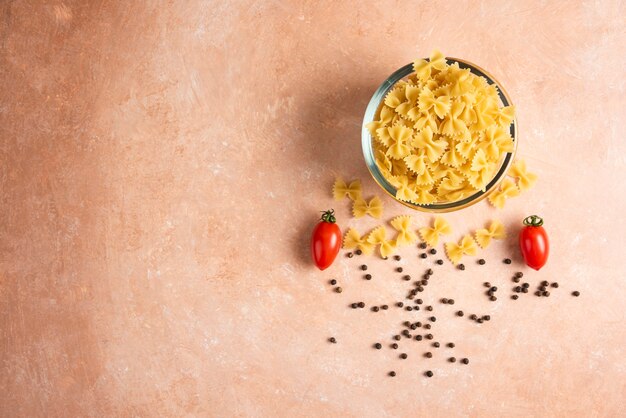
[1, 1, 625, 417]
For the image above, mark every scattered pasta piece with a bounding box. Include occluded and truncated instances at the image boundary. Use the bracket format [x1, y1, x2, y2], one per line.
[474, 220, 506, 249]
[508, 159, 537, 192]
[418, 217, 452, 247]
[343, 228, 375, 255]
[367, 226, 397, 258]
[390, 215, 418, 246]
[366, 50, 516, 205]
[333, 178, 362, 201]
[444, 235, 478, 265]
[352, 196, 383, 219]
[488, 178, 520, 209]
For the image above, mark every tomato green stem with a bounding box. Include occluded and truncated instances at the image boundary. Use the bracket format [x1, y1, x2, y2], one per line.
[523, 215, 544, 227]
[320, 209, 336, 223]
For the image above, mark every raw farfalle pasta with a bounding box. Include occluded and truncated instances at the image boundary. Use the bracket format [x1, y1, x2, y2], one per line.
[390, 215, 418, 246]
[474, 220, 506, 249]
[488, 178, 520, 209]
[367, 226, 396, 258]
[343, 228, 375, 255]
[352, 196, 383, 219]
[444, 235, 478, 265]
[333, 178, 362, 201]
[367, 49, 516, 205]
[509, 159, 537, 192]
[418, 216, 452, 247]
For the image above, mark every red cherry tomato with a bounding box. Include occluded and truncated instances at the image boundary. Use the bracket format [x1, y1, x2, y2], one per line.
[311, 209, 342, 270]
[519, 215, 549, 270]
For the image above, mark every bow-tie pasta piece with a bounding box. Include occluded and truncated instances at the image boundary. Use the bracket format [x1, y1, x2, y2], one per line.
[352, 196, 384, 219]
[444, 234, 478, 265]
[488, 178, 520, 209]
[390, 215, 418, 246]
[413, 49, 447, 81]
[367, 226, 397, 258]
[333, 178, 362, 201]
[474, 220, 506, 249]
[343, 228, 375, 255]
[509, 159, 537, 192]
[418, 216, 452, 247]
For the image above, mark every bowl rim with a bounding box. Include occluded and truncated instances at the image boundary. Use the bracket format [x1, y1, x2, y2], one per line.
[361, 57, 518, 213]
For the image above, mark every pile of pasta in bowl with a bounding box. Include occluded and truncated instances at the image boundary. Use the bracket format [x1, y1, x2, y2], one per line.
[366, 50, 516, 205]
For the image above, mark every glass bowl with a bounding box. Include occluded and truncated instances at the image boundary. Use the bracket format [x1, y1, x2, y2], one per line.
[361, 57, 518, 213]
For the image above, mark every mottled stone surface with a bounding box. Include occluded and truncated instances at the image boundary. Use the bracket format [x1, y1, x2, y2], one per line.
[1, 1, 625, 417]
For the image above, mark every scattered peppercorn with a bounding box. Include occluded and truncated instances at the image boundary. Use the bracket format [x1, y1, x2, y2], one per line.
[415, 335, 423, 341]
[355, 249, 362, 255]
[448, 299, 455, 305]
[361, 265, 368, 271]
[511, 295, 519, 300]
[403, 275, 411, 281]
[461, 358, 469, 365]
[490, 286, 498, 292]
[441, 298, 448, 304]
[389, 371, 396, 377]
[397, 302, 404, 308]
[397, 267, 403, 273]
[513, 277, 521, 283]
[436, 259, 444, 265]
[425, 352, 433, 358]
[551, 282, 559, 288]
[543, 291, 550, 297]
[394, 255, 401, 261]
[374, 343, 382, 349]
[572, 291, 580, 297]
[400, 353, 408, 359]
[392, 343, 398, 349]
[447, 342, 455, 348]
[406, 306, 413, 311]
[457, 311, 464, 317]
[430, 316, 436, 322]
[429, 249, 437, 255]
[477, 318, 484, 323]
[419, 242, 427, 249]
[394, 335, 401, 341]
[329, 337, 336, 343]
[449, 357, 457, 363]
[426, 306, 433, 311]
[484, 282, 491, 287]
[425, 370, 433, 377]
[522, 283, 530, 288]
[469, 314, 477, 320]
[427, 269, 434, 275]
[365, 274, 372, 280]
[351, 303, 358, 309]
[330, 279, 337, 285]
[358, 302, 365, 308]
[478, 259, 486, 265]
[347, 253, 353, 258]
[423, 324, 431, 329]
[420, 253, 427, 259]
[416, 299, 423, 304]
[426, 334, 433, 340]
[458, 264, 465, 270]
[372, 306, 379, 312]
[336, 287, 343, 293]
[503, 258, 512, 264]
[490, 296, 497, 301]
[433, 342, 440, 348]
[483, 315, 491, 321]
[522, 288, 529, 294]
